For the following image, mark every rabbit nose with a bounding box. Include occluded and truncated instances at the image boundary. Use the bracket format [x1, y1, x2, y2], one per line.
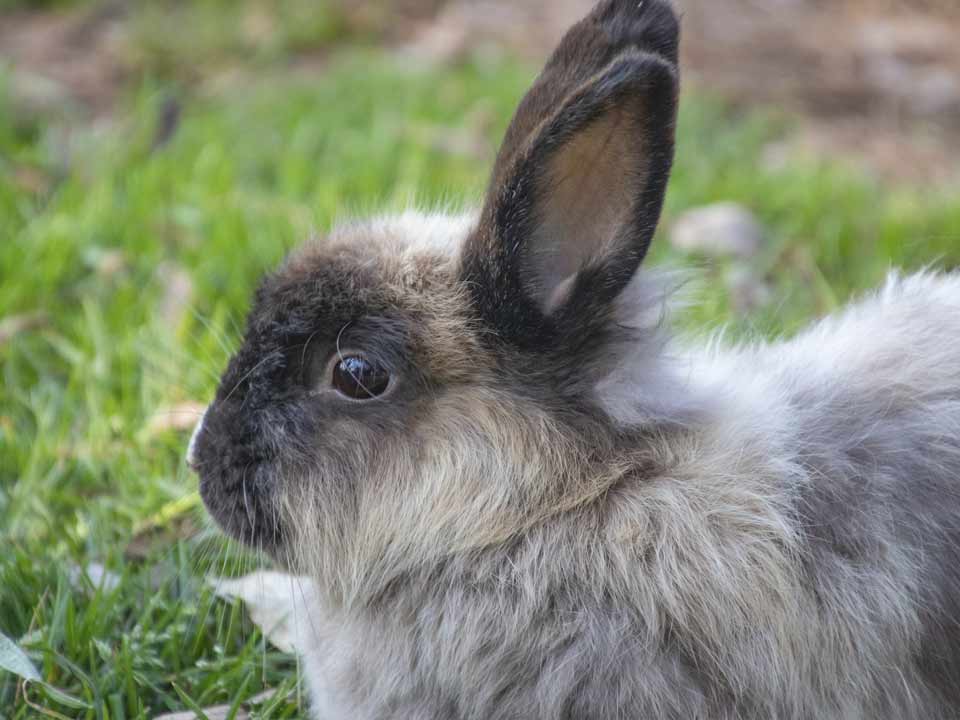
[185, 405, 208, 471]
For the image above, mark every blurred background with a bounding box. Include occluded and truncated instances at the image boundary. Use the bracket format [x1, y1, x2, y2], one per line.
[3, 0, 959, 180]
[1, 0, 959, 717]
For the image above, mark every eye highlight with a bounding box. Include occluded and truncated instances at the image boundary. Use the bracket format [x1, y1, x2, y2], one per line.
[331, 355, 391, 400]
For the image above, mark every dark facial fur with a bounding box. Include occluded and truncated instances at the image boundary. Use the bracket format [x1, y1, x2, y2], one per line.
[193, 236, 480, 552]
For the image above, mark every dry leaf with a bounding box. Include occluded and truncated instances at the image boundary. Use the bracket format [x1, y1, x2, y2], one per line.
[12, 165, 52, 195]
[156, 262, 194, 331]
[125, 514, 200, 560]
[0, 312, 50, 346]
[95, 249, 128, 278]
[126, 493, 202, 559]
[153, 705, 244, 720]
[670, 203, 767, 260]
[146, 401, 207, 435]
[152, 689, 275, 720]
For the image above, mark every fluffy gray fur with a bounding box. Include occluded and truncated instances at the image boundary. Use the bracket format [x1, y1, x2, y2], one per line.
[191, 1, 960, 717]
[285, 259, 960, 720]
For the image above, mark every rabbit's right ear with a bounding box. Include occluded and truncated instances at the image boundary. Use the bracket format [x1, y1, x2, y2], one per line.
[460, 0, 679, 352]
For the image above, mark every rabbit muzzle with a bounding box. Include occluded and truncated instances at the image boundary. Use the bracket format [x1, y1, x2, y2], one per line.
[191, 397, 287, 551]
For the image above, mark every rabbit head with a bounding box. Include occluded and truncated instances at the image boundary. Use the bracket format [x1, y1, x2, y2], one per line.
[191, 0, 681, 604]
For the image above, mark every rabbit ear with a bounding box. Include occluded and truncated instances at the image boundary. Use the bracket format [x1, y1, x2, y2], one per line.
[461, 0, 679, 350]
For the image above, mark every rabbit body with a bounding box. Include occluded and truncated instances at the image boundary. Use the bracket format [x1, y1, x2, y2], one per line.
[190, 1, 960, 717]
[287, 252, 960, 720]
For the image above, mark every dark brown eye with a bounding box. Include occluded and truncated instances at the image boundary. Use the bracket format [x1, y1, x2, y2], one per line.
[331, 356, 391, 400]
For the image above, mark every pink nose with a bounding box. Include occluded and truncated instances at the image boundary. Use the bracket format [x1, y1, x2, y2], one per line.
[185, 406, 208, 470]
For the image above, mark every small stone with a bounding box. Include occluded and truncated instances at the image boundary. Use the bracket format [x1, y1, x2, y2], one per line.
[725, 262, 772, 315]
[67, 562, 121, 592]
[670, 203, 767, 259]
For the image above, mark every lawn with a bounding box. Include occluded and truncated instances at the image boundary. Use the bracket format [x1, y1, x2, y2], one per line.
[3, 4, 960, 717]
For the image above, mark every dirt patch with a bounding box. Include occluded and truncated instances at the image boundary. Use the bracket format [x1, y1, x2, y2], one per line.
[2, 0, 958, 184]
[0, 2, 129, 118]
[404, 0, 960, 184]
[680, 0, 960, 183]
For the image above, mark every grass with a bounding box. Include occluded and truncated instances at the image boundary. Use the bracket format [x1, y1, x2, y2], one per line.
[3, 7, 960, 718]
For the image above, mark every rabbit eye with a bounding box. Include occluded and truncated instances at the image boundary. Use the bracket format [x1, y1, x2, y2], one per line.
[332, 356, 391, 400]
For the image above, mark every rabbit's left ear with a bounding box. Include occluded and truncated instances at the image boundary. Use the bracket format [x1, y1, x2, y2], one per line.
[461, 1, 679, 351]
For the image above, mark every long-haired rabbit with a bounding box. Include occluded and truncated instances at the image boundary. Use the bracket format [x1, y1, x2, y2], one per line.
[188, 1, 960, 717]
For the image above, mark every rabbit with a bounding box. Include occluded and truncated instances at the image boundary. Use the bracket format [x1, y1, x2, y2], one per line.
[188, 0, 960, 717]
